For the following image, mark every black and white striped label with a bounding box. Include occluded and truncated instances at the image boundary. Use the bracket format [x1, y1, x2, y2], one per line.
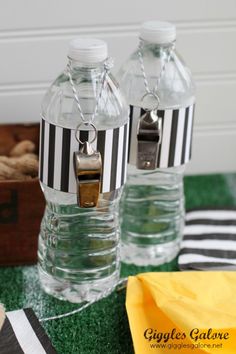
[128, 104, 195, 168]
[39, 119, 129, 194]
[0, 308, 57, 354]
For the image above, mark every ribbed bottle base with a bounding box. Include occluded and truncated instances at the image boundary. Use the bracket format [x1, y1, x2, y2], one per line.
[121, 239, 181, 266]
[38, 265, 120, 303]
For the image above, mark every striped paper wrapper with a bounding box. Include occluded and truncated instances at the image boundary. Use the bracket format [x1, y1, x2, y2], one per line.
[39, 120, 129, 194]
[128, 103, 195, 168]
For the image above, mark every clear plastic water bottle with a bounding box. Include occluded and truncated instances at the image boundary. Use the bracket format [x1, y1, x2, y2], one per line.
[118, 21, 195, 266]
[38, 38, 129, 302]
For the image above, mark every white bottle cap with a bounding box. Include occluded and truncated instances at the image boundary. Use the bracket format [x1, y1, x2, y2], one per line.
[68, 38, 108, 63]
[140, 21, 176, 44]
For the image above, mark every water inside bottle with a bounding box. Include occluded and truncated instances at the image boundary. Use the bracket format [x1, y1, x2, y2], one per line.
[38, 187, 122, 302]
[120, 164, 185, 266]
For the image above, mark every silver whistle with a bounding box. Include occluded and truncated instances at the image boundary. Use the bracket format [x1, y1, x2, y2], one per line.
[74, 142, 102, 208]
[137, 110, 162, 170]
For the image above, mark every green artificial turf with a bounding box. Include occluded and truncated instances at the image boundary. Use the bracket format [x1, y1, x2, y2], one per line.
[0, 173, 235, 354]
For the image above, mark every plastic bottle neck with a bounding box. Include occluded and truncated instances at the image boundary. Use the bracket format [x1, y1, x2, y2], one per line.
[67, 57, 106, 71]
[140, 39, 175, 52]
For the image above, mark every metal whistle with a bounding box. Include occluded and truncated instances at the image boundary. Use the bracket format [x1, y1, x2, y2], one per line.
[137, 110, 162, 170]
[74, 142, 102, 208]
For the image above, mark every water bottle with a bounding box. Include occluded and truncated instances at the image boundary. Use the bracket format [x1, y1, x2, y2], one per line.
[38, 38, 129, 302]
[118, 21, 195, 266]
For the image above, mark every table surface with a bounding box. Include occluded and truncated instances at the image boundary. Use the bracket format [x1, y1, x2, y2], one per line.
[1, 173, 236, 354]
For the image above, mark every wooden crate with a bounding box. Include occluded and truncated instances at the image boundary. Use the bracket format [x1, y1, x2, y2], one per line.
[0, 124, 45, 265]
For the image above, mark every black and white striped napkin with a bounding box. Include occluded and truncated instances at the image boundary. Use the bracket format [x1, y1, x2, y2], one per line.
[178, 209, 236, 271]
[0, 308, 57, 354]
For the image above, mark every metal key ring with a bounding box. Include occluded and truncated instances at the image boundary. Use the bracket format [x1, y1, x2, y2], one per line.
[141, 92, 160, 112]
[75, 122, 97, 145]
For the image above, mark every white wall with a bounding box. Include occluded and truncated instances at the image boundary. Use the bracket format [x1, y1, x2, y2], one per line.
[0, 0, 236, 174]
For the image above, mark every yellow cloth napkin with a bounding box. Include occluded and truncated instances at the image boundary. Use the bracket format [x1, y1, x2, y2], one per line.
[126, 272, 236, 354]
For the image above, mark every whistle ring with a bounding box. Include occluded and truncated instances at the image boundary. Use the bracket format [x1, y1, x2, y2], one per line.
[75, 122, 97, 145]
[141, 92, 160, 112]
